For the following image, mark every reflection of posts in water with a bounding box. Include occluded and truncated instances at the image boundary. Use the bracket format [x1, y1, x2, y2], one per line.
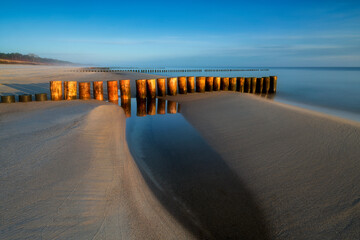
[206, 76, 214, 91]
[187, 76, 195, 93]
[157, 78, 166, 96]
[244, 77, 251, 93]
[256, 78, 263, 93]
[50, 81, 62, 100]
[146, 79, 156, 98]
[93, 81, 104, 100]
[263, 77, 270, 93]
[229, 77, 237, 91]
[64, 81, 77, 100]
[177, 103, 181, 113]
[136, 98, 147, 117]
[147, 98, 156, 115]
[269, 76, 277, 93]
[213, 77, 221, 91]
[237, 77, 245, 92]
[79, 82, 91, 100]
[196, 76, 205, 93]
[167, 100, 177, 114]
[157, 99, 166, 114]
[121, 97, 131, 118]
[107, 80, 118, 102]
[221, 77, 229, 91]
[119, 79, 131, 99]
[167, 77, 178, 96]
[136, 79, 147, 99]
[178, 76, 187, 94]
[251, 77, 257, 94]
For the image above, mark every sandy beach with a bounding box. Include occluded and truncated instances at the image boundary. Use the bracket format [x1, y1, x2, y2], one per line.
[1, 66, 359, 239]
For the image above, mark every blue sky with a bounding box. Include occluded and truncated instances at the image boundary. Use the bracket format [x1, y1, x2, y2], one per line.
[1, 0, 359, 66]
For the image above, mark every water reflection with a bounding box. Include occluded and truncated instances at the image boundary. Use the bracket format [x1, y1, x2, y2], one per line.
[120, 98, 181, 118]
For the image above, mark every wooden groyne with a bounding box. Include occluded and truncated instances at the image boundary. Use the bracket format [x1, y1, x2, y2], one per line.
[66, 68, 270, 73]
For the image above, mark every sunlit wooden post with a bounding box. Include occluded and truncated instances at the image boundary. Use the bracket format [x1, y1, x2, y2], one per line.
[79, 82, 91, 100]
[196, 76, 205, 93]
[256, 77, 264, 93]
[270, 76, 277, 93]
[147, 98, 156, 115]
[187, 76, 195, 93]
[237, 77, 245, 92]
[157, 99, 166, 114]
[206, 76, 214, 91]
[35, 93, 48, 101]
[19, 94, 32, 102]
[121, 97, 131, 118]
[251, 77, 257, 94]
[157, 78, 166, 96]
[221, 77, 229, 91]
[50, 81, 62, 100]
[1, 95, 15, 103]
[263, 77, 270, 93]
[136, 98, 147, 117]
[119, 79, 131, 99]
[107, 80, 118, 103]
[213, 77, 221, 91]
[93, 81, 104, 100]
[244, 77, 251, 93]
[64, 81, 77, 100]
[167, 100, 177, 114]
[229, 77, 237, 91]
[167, 77, 177, 96]
[146, 79, 156, 98]
[178, 76, 187, 94]
[136, 79, 147, 98]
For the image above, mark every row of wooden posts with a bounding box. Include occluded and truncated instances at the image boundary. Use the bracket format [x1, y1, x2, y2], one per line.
[70, 68, 269, 73]
[48, 76, 277, 102]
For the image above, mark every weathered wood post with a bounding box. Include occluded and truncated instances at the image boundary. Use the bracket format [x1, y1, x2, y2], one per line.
[167, 100, 177, 114]
[157, 78, 166, 96]
[263, 77, 270, 93]
[107, 80, 118, 103]
[19, 94, 32, 102]
[244, 77, 251, 93]
[237, 77, 245, 92]
[50, 81, 62, 100]
[157, 99, 166, 114]
[229, 77, 237, 91]
[136, 98, 147, 117]
[119, 79, 131, 99]
[206, 77, 214, 91]
[221, 77, 229, 91]
[121, 97, 131, 118]
[213, 77, 221, 91]
[167, 77, 177, 96]
[178, 76, 187, 94]
[35, 93, 48, 101]
[146, 79, 156, 98]
[270, 76, 277, 93]
[1, 95, 15, 103]
[251, 77, 257, 94]
[79, 82, 91, 100]
[147, 98, 156, 115]
[93, 81, 104, 100]
[196, 76, 205, 93]
[136, 79, 147, 99]
[256, 77, 264, 93]
[187, 76, 195, 93]
[64, 81, 77, 100]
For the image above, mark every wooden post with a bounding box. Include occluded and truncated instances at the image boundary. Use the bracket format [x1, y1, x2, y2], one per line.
[157, 99, 166, 115]
[187, 76, 195, 93]
[119, 80, 131, 99]
[79, 82, 91, 100]
[270, 76, 277, 93]
[147, 98, 156, 115]
[213, 77, 221, 91]
[146, 79, 156, 98]
[35, 93, 47, 101]
[121, 97, 131, 118]
[178, 76, 187, 94]
[64, 81, 77, 100]
[229, 77, 237, 91]
[167, 100, 177, 114]
[196, 76, 205, 93]
[263, 77, 270, 93]
[256, 78, 264, 93]
[1, 95, 15, 103]
[19, 94, 32, 102]
[157, 78, 166, 96]
[167, 77, 177, 96]
[136, 79, 147, 99]
[237, 77, 245, 92]
[50, 81, 62, 100]
[251, 77, 257, 94]
[136, 98, 146, 117]
[244, 77, 251, 93]
[221, 77, 229, 91]
[206, 77, 214, 91]
[107, 80, 118, 103]
[93, 81, 104, 101]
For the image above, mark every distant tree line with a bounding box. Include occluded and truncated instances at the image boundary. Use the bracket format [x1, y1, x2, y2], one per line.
[0, 52, 72, 64]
